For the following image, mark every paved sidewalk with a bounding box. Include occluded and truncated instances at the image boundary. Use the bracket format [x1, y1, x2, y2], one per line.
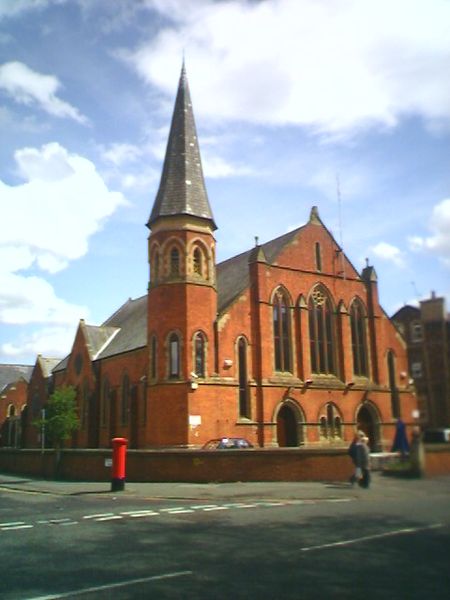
[1, 471, 449, 501]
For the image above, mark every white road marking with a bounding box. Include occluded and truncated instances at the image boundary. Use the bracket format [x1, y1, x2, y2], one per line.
[0, 521, 26, 527]
[301, 523, 445, 552]
[95, 515, 123, 522]
[120, 510, 160, 516]
[26, 570, 194, 599]
[324, 498, 352, 503]
[1, 524, 34, 530]
[83, 513, 115, 520]
[190, 504, 219, 509]
[202, 506, 229, 511]
[159, 507, 188, 513]
[49, 518, 73, 524]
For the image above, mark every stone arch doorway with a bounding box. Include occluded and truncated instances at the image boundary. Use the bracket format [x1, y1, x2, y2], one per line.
[356, 403, 380, 451]
[276, 402, 302, 447]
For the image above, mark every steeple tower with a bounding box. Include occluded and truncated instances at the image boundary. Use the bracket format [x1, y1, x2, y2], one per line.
[146, 64, 218, 447]
[147, 63, 216, 230]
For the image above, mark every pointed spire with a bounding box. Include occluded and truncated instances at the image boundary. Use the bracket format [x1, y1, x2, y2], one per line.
[147, 64, 216, 230]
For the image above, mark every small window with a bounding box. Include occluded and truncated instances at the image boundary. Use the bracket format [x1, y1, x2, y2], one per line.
[315, 242, 322, 272]
[153, 250, 160, 281]
[169, 333, 180, 378]
[411, 362, 422, 378]
[193, 248, 202, 276]
[194, 332, 206, 377]
[101, 379, 109, 427]
[411, 321, 423, 343]
[150, 335, 157, 380]
[170, 247, 180, 276]
[121, 375, 129, 426]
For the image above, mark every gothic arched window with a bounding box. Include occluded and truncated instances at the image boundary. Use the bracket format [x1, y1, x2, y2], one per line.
[238, 337, 250, 418]
[308, 287, 336, 374]
[194, 331, 206, 377]
[101, 378, 109, 427]
[170, 247, 180, 276]
[350, 299, 368, 377]
[319, 403, 342, 439]
[193, 247, 202, 276]
[169, 333, 180, 378]
[150, 334, 157, 380]
[121, 374, 129, 426]
[153, 249, 160, 281]
[273, 290, 292, 372]
[387, 350, 400, 418]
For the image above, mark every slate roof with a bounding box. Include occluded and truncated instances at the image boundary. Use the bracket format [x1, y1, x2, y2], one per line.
[216, 226, 304, 314]
[38, 357, 62, 379]
[147, 64, 216, 229]
[98, 295, 147, 359]
[84, 324, 119, 360]
[0, 364, 33, 392]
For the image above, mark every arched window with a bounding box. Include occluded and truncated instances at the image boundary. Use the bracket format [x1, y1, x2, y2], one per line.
[153, 249, 160, 282]
[194, 332, 206, 377]
[101, 379, 109, 427]
[121, 374, 129, 426]
[308, 287, 336, 374]
[169, 333, 180, 378]
[238, 337, 250, 418]
[350, 299, 368, 376]
[170, 247, 180, 276]
[273, 290, 292, 372]
[82, 381, 89, 429]
[319, 403, 342, 439]
[315, 242, 322, 272]
[7, 404, 16, 418]
[387, 350, 400, 418]
[193, 247, 202, 276]
[150, 334, 157, 380]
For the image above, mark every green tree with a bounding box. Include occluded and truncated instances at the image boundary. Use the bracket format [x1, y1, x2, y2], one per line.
[34, 386, 80, 475]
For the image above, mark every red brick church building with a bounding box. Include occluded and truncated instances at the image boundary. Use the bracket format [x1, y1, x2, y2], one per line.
[24, 66, 417, 451]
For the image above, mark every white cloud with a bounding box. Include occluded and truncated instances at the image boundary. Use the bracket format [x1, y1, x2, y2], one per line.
[408, 198, 450, 266]
[0, 143, 125, 339]
[202, 153, 253, 178]
[101, 142, 143, 166]
[1, 324, 76, 362]
[0, 61, 88, 124]
[1, 142, 126, 269]
[371, 242, 406, 268]
[127, 0, 450, 136]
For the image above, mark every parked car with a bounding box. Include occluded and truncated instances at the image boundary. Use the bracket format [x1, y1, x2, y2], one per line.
[423, 428, 450, 443]
[202, 437, 254, 450]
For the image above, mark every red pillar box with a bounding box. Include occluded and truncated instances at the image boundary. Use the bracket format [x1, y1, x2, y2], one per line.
[111, 437, 128, 492]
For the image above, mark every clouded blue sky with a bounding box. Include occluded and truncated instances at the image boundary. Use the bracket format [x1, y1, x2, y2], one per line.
[1, 0, 449, 365]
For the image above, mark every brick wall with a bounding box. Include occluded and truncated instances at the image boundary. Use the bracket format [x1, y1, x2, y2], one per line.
[2, 445, 450, 482]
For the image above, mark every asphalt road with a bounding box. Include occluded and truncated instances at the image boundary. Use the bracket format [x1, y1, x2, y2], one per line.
[1, 476, 449, 599]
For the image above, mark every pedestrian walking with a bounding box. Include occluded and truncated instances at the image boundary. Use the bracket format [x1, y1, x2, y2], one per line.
[355, 431, 371, 488]
[348, 432, 360, 485]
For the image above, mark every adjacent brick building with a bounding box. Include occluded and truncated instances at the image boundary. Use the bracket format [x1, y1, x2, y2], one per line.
[0, 364, 32, 447]
[22, 65, 417, 451]
[392, 292, 450, 429]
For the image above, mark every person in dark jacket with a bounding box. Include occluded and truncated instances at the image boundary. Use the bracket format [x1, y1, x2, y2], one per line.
[348, 432, 360, 485]
[355, 432, 371, 488]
